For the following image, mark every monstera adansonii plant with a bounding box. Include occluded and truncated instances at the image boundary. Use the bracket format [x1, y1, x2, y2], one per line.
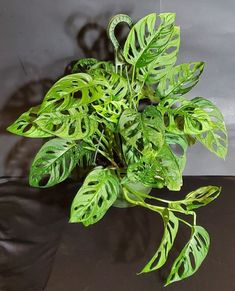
[7, 13, 228, 286]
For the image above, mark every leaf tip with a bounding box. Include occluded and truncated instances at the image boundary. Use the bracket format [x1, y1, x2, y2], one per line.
[136, 269, 144, 276]
[69, 216, 77, 224]
[164, 279, 172, 287]
[6, 124, 15, 134]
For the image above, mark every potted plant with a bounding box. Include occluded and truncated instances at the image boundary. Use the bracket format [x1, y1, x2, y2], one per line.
[7, 12, 228, 286]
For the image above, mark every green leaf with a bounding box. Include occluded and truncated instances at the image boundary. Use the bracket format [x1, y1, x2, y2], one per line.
[169, 186, 221, 212]
[165, 226, 210, 286]
[140, 209, 179, 273]
[71, 58, 98, 73]
[7, 106, 52, 138]
[92, 71, 128, 101]
[93, 100, 127, 124]
[122, 143, 141, 165]
[35, 108, 97, 140]
[88, 61, 115, 76]
[192, 97, 228, 159]
[39, 73, 104, 113]
[92, 72, 129, 124]
[137, 26, 180, 84]
[156, 143, 183, 191]
[165, 132, 188, 171]
[127, 155, 165, 188]
[83, 128, 113, 162]
[158, 96, 213, 135]
[29, 138, 84, 188]
[119, 106, 165, 154]
[157, 62, 204, 98]
[127, 133, 187, 190]
[123, 13, 176, 68]
[103, 72, 129, 101]
[70, 167, 119, 226]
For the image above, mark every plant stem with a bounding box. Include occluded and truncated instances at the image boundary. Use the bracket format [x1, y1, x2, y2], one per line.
[129, 65, 136, 109]
[125, 66, 132, 96]
[113, 133, 125, 167]
[123, 185, 196, 225]
[123, 187, 164, 213]
[93, 129, 104, 165]
[177, 217, 193, 228]
[97, 148, 118, 168]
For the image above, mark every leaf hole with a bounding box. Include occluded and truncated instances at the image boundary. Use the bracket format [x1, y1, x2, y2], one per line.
[165, 45, 177, 54]
[29, 112, 38, 119]
[98, 197, 103, 207]
[150, 252, 161, 269]
[61, 110, 70, 115]
[178, 262, 185, 277]
[23, 124, 33, 133]
[189, 251, 196, 269]
[39, 174, 50, 187]
[164, 113, 170, 127]
[55, 99, 64, 107]
[174, 115, 184, 131]
[74, 90, 83, 99]
[68, 124, 76, 135]
[87, 180, 99, 186]
[169, 143, 184, 157]
[17, 124, 24, 130]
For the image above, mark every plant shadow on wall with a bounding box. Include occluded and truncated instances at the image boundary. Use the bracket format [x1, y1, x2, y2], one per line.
[5, 12, 228, 287]
[0, 79, 53, 176]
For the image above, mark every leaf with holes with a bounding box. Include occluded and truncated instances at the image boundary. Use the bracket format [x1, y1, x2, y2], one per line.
[122, 143, 141, 165]
[140, 209, 179, 273]
[158, 97, 213, 135]
[29, 138, 84, 188]
[94, 71, 129, 102]
[165, 225, 210, 286]
[192, 97, 228, 159]
[39, 73, 105, 113]
[169, 186, 221, 212]
[70, 167, 119, 226]
[88, 61, 115, 76]
[123, 13, 176, 68]
[137, 26, 180, 84]
[35, 108, 97, 140]
[71, 58, 99, 73]
[127, 155, 165, 188]
[127, 133, 187, 190]
[165, 132, 188, 171]
[119, 106, 165, 154]
[156, 143, 183, 191]
[7, 106, 52, 138]
[84, 127, 112, 158]
[93, 100, 127, 124]
[157, 62, 204, 98]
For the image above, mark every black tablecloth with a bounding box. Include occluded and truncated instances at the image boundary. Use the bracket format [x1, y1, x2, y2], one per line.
[0, 176, 234, 291]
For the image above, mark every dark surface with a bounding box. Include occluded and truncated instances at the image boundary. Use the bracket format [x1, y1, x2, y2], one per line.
[1, 0, 235, 176]
[0, 176, 235, 291]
